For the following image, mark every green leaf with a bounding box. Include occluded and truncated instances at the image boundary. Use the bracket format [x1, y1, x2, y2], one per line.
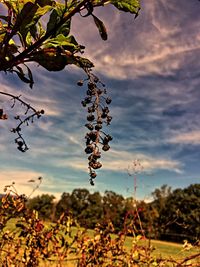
[46, 3, 70, 36]
[43, 34, 77, 51]
[111, 0, 140, 15]
[13, 2, 38, 32]
[92, 15, 107, 41]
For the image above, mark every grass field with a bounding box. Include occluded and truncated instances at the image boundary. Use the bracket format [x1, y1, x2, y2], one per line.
[3, 219, 200, 266]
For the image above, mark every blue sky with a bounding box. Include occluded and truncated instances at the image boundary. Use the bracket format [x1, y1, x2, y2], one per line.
[0, 0, 200, 200]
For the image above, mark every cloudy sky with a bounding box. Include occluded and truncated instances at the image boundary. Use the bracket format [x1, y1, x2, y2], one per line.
[0, 0, 200, 200]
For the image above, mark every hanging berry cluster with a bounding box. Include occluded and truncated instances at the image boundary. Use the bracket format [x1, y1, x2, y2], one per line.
[78, 71, 112, 185]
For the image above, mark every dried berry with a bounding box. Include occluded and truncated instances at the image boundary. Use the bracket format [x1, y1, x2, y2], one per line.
[88, 82, 95, 90]
[17, 141, 23, 147]
[85, 123, 94, 130]
[85, 97, 92, 104]
[102, 144, 110, 151]
[106, 134, 113, 141]
[101, 112, 107, 119]
[88, 131, 97, 142]
[90, 172, 97, 179]
[81, 100, 87, 107]
[103, 107, 109, 114]
[87, 114, 95, 121]
[77, 80, 84, 86]
[85, 145, 94, 154]
[106, 97, 112, 104]
[95, 124, 102, 130]
[90, 179, 95, 186]
[89, 161, 102, 169]
[88, 106, 95, 113]
[107, 116, 112, 124]
[93, 151, 101, 159]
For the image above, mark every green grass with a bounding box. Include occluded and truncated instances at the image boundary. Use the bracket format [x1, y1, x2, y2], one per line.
[2, 219, 200, 266]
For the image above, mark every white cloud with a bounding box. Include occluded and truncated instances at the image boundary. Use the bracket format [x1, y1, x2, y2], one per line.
[0, 169, 45, 197]
[57, 148, 182, 174]
[169, 131, 200, 145]
[103, 149, 182, 173]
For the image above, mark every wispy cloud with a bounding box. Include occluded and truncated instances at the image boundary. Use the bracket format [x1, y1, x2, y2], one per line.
[169, 131, 200, 145]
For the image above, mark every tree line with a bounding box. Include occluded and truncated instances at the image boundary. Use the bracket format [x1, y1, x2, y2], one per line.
[25, 184, 200, 243]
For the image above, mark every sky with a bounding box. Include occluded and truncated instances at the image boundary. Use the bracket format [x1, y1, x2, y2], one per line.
[0, 0, 200, 200]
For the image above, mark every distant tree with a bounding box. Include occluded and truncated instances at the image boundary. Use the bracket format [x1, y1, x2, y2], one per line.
[27, 194, 55, 220]
[160, 184, 200, 242]
[55, 192, 72, 219]
[149, 184, 172, 238]
[103, 190, 125, 231]
[81, 191, 103, 228]
[0, 0, 140, 182]
[70, 188, 90, 222]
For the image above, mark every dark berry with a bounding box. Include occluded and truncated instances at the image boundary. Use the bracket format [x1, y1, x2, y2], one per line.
[90, 172, 97, 179]
[88, 106, 95, 113]
[85, 97, 92, 104]
[106, 98, 112, 104]
[85, 145, 94, 154]
[81, 100, 87, 107]
[88, 82, 95, 90]
[85, 123, 94, 130]
[89, 161, 102, 169]
[102, 144, 110, 151]
[95, 124, 102, 130]
[77, 80, 84, 86]
[88, 131, 97, 142]
[93, 152, 101, 159]
[107, 116, 112, 123]
[17, 141, 23, 147]
[106, 135, 113, 141]
[101, 113, 107, 119]
[90, 179, 95, 186]
[87, 114, 95, 121]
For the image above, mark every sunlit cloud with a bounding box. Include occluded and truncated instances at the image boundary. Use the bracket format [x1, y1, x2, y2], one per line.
[169, 131, 200, 145]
